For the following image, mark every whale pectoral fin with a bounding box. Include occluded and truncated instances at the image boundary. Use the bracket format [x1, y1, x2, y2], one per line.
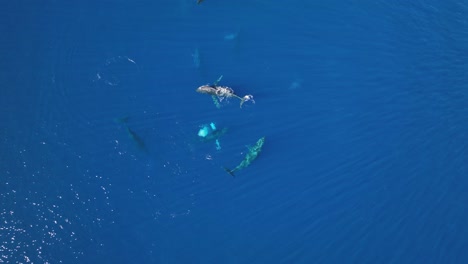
[211, 95, 221, 108]
[213, 75, 223, 86]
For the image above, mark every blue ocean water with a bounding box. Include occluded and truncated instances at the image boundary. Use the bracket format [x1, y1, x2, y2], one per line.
[1, 0, 468, 263]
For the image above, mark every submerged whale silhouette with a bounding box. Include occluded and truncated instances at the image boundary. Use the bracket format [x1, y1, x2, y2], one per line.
[224, 137, 265, 176]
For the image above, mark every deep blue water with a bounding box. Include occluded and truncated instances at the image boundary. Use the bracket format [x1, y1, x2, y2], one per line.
[1, 1, 468, 263]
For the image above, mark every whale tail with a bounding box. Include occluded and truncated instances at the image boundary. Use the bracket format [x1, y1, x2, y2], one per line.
[223, 167, 235, 177]
[240, 95, 255, 108]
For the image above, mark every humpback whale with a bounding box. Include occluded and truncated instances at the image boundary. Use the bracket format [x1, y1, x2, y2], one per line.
[196, 85, 254, 108]
[224, 137, 265, 176]
[196, 75, 254, 108]
[115, 117, 149, 154]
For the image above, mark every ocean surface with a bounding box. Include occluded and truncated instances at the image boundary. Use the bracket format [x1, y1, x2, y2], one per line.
[1, 1, 468, 263]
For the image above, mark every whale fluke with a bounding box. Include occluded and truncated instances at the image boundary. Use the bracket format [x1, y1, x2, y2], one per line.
[223, 167, 235, 177]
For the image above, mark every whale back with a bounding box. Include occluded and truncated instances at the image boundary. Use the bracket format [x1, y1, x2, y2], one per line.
[196, 85, 217, 95]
